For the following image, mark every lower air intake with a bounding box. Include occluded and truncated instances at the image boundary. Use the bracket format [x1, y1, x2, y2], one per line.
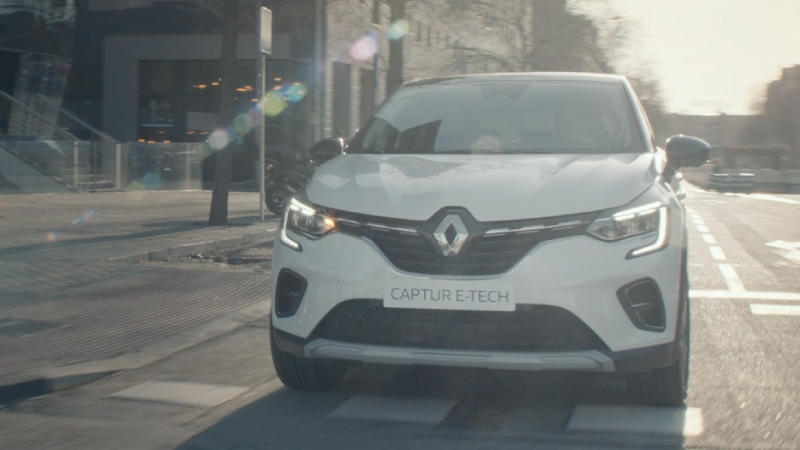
[312, 300, 608, 352]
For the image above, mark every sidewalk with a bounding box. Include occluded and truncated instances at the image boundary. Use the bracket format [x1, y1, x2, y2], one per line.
[0, 190, 278, 301]
[0, 190, 278, 390]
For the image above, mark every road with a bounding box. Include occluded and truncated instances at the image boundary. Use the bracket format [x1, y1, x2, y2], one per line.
[1, 187, 799, 450]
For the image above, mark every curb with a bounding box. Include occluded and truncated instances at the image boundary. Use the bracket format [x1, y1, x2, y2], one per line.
[0, 300, 271, 405]
[106, 227, 275, 264]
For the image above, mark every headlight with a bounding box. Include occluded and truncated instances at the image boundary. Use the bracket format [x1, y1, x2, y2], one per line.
[587, 200, 669, 258]
[280, 196, 336, 251]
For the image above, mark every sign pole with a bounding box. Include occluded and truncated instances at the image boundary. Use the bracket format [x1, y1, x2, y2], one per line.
[258, 7, 272, 222]
[258, 48, 265, 222]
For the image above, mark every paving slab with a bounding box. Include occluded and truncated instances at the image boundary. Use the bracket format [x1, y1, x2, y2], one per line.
[109, 381, 248, 407]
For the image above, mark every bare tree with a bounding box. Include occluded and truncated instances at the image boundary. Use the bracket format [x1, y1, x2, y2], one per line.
[208, 0, 240, 226]
[424, 0, 613, 75]
[386, 0, 408, 95]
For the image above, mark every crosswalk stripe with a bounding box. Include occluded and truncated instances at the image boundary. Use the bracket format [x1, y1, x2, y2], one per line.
[691, 290, 800, 301]
[750, 304, 800, 316]
[567, 405, 704, 437]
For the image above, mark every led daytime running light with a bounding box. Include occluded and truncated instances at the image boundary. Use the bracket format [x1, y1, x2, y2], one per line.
[628, 206, 669, 258]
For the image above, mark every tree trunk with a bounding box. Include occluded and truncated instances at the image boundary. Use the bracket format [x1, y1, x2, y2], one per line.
[208, 0, 240, 226]
[386, 0, 406, 96]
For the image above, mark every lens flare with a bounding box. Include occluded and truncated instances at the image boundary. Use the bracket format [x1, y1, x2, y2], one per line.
[246, 107, 263, 127]
[283, 83, 307, 103]
[225, 126, 239, 143]
[350, 33, 378, 61]
[262, 90, 288, 117]
[208, 127, 230, 150]
[387, 20, 410, 41]
[126, 180, 146, 201]
[233, 113, 252, 134]
[72, 209, 94, 225]
[142, 171, 162, 190]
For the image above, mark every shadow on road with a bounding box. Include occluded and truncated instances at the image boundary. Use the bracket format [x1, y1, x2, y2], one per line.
[174, 364, 686, 450]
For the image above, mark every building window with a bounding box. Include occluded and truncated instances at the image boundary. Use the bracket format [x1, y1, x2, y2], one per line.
[138, 60, 256, 143]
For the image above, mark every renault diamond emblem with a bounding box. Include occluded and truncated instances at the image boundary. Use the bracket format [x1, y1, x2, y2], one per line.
[433, 214, 469, 257]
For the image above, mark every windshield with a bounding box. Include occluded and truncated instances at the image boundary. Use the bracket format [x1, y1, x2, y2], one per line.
[348, 80, 645, 155]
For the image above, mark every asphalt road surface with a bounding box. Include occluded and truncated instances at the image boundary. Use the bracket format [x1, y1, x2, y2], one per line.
[2, 187, 799, 450]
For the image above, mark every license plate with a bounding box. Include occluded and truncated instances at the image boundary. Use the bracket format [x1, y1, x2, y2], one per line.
[384, 279, 515, 311]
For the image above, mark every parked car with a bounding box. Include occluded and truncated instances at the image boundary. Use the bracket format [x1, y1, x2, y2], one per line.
[269, 73, 709, 406]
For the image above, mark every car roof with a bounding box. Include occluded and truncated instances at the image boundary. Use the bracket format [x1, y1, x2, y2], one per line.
[402, 72, 625, 87]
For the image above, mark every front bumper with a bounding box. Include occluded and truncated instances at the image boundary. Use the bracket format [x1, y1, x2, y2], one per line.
[273, 327, 677, 373]
[272, 204, 684, 373]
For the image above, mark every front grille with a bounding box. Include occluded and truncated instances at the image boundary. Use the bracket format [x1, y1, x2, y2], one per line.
[313, 300, 608, 353]
[370, 232, 540, 276]
[335, 209, 595, 276]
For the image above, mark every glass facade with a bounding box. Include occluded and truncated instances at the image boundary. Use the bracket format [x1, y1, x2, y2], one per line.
[0, 0, 320, 186]
[138, 60, 258, 144]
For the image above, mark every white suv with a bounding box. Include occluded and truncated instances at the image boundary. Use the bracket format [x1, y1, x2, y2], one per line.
[270, 73, 709, 406]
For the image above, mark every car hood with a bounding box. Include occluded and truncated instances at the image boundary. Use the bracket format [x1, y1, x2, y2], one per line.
[306, 153, 659, 221]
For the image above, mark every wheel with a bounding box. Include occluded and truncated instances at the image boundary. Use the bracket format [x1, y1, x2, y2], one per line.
[270, 316, 346, 391]
[627, 263, 691, 406]
[265, 185, 290, 215]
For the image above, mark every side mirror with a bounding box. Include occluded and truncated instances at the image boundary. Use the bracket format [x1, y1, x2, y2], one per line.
[665, 135, 710, 169]
[309, 137, 344, 164]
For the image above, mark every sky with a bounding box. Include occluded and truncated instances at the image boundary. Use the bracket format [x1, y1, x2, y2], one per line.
[595, 0, 800, 115]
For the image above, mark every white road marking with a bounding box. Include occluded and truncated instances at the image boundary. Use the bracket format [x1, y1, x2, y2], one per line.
[750, 304, 800, 316]
[567, 405, 704, 437]
[697, 225, 710, 233]
[766, 240, 800, 261]
[109, 381, 247, 407]
[737, 194, 800, 205]
[718, 264, 745, 291]
[692, 218, 705, 225]
[709, 246, 727, 260]
[693, 189, 714, 195]
[328, 396, 458, 424]
[702, 234, 717, 244]
[691, 290, 800, 301]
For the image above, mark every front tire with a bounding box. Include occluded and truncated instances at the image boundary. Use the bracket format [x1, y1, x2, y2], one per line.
[627, 264, 690, 406]
[270, 316, 346, 391]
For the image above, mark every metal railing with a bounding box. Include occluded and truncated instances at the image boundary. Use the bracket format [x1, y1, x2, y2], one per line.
[0, 92, 206, 192]
[0, 90, 80, 142]
[0, 140, 206, 192]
